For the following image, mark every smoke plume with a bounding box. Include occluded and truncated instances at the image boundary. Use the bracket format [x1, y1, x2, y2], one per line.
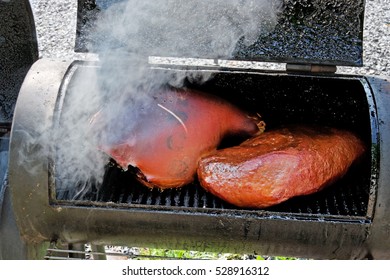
[49, 0, 284, 198]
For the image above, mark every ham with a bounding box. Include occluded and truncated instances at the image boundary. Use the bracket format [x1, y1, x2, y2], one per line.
[197, 125, 366, 208]
[91, 88, 264, 189]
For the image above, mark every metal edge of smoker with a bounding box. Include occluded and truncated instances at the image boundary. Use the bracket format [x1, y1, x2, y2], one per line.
[7, 59, 73, 257]
[7, 59, 381, 259]
[364, 75, 390, 259]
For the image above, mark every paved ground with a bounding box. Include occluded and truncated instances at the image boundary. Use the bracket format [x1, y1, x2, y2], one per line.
[30, 0, 389, 76]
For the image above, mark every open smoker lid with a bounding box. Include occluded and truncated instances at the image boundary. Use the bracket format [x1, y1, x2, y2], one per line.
[235, 0, 364, 66]
[78, 0, 365, 67]
[234, 0, 365, 66]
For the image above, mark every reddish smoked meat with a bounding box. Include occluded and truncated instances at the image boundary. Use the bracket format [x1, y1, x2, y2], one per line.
[91, 88, 264, 189]
[197, 126, 366, 208]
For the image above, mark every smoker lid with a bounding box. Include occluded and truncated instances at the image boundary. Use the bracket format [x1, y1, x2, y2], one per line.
[77, 0, 365, 67]
[232, 0, 365, 66]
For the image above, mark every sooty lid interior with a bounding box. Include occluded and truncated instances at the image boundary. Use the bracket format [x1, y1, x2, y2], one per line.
[77, 0, 364, 67]
[234, 0, 365, 66]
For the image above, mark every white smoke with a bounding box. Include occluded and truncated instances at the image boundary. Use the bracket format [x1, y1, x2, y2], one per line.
[50, 0, 284, 198]
[95, 0, 283, 56]
[93, 0, 283, 91]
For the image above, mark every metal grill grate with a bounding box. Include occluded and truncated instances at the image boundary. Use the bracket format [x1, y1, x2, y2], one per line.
[55, 156, 371, 218]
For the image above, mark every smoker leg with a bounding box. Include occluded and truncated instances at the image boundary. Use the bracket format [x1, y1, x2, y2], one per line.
[0, 182, 48, 259]
[91, 245, 107, 260]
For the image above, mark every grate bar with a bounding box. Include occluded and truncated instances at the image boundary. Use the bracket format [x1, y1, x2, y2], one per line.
[44, 256, 85, 260]
[54, 155, 371, 218]
[44, 246, 210, 260]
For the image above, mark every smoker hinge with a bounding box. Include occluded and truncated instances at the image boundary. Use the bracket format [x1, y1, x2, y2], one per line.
[286, 64, 337, 74]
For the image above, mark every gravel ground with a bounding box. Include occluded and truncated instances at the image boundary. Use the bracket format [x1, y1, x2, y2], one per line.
[30, 0, 389, 76]
[339, 0, 390, 76]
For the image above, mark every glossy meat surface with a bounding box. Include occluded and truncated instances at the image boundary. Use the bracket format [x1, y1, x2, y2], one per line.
[197, 126, 366, 208]
[91, 88, 263, 189]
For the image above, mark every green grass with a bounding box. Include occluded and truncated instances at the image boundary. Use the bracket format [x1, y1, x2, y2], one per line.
[134, 248, 298, 260]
